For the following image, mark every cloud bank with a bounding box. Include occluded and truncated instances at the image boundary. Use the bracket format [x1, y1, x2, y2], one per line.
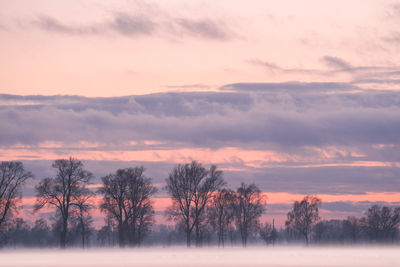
[1, 82, 400, 198]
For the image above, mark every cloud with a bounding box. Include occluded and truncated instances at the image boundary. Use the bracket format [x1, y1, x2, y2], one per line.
[385, 2, 400, 19]
[249, 57, 400, 90]
[322, 201, 400, 213]
[110, 13, 155, 36]
[383, 31, 400, 44]
[2, 85, 400, 150]
[321, 56, 400, 86]
[1, 84, 400, 197]
[176, 18, 232, 40]
[352, 78, 400, 84]
[227, 165, 400, 195]
[220, 82, 357, 93]
[34, 16, 103, 35]
[164, 84, 212, 90]
[248, 59, 318, 74]
[321, 56, 352, 70]
[32, 12, 234, 40]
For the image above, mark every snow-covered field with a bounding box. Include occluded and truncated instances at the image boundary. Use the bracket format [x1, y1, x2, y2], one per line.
[0, 247, 399, 267]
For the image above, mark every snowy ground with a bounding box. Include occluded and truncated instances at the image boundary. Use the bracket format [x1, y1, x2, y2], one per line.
[0, 247, 399, 267]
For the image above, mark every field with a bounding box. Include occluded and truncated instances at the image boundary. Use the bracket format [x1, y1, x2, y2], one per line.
[0, 247, 399, 267]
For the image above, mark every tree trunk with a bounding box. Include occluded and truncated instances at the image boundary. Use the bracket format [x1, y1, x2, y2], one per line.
[118, 222, 124, 248]
[305, 233, 309, 246]
[242, 227, 247, 247]
[195, 223, 201, 247]
[221, 228, 225, 247]
[186, 218, 191, 247]
[60, 218, 68, 248]
[80, 214, 85, 248]
[186, 231, 191, 247]
[82, 229, 85, 248]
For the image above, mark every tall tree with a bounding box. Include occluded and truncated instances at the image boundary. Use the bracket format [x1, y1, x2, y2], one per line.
[165, 161, 224, 247]
[74, 194, 94, 248]
[285, 195, 321, 245]
[0, 162, 33, 232]
[233, 183, 265, 247]
[99, 166, 156, 247]
[342, 216, 361, 243]
[31, 218, 51, 247]
[260, 220, 277, 246]
[125, 167, 157, 246]
[362, 205, 400, 242]
[207, 188, 235, 247]
[34, 158, 93, 248]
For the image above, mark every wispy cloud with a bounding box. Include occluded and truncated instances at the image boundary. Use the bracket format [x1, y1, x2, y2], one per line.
[248, 59, 318, 74]
[321, 56, 352, 70]
[164, 84, 212, 90]
[250, 56, 400, 90]
[383, 31, 400, 44]
[176, 18, 232, 40]
[110, 13, 155, 36]
[34, 16, 103, 35]
[33, 11, 234, 40]
[0, 24, 7, 31]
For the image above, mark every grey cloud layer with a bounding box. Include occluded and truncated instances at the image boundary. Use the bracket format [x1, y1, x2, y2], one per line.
[1, 83, 400, 149]
[2, 83, 400, 198]
[227, 166, 400, 194]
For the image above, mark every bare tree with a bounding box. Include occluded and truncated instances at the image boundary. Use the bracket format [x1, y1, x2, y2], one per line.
[99, 173, 128, 247]
[260, 220, 277, 246]
[362, 205, 400, 242]
[207, 188, 235, 247]
[125, 167, 157, 246]
[285, 195, 321, 245]
[34, 158, 93, 248]
[233, 183, 265, 247]
[165, 161, 224, 247]
[6, 217, 31, 247]
[0, 162, 33, 232]
[99, 166, 157, 247]
[342, 216, 361, 243]
[97, 216, 116, 247]
[74, 194, 94, 248]
[31, 218, 51, 247]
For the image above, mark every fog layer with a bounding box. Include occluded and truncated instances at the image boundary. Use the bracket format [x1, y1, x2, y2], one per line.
[1, 247, 399, 267]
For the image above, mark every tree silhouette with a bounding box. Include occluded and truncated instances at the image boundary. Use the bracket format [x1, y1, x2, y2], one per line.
[207, 188, 235, 247]
[285, 195, 321, 245]
[0, 162, 33, 232]
[35, 158, 93, 248]
[73, 194, 94, 248]
[99, 166, 156, 247]
[342, 216, 361, 243]
[165, 161, 224, 247]
[233, 183, 265, 247]
[362, 205, 400, 242]
[260, 220, 277, 246]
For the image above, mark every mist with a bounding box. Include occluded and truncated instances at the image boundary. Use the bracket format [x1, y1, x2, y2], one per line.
[1, 247, 399, 267]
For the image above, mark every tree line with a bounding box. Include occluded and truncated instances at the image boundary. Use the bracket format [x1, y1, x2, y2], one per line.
[0, 158, 399, 248]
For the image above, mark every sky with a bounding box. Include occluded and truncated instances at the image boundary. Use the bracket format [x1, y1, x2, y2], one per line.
[1, 0, 400, 227]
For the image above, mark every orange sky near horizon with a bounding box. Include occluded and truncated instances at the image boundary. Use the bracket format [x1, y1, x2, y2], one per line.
[18, 190, 400, 229]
